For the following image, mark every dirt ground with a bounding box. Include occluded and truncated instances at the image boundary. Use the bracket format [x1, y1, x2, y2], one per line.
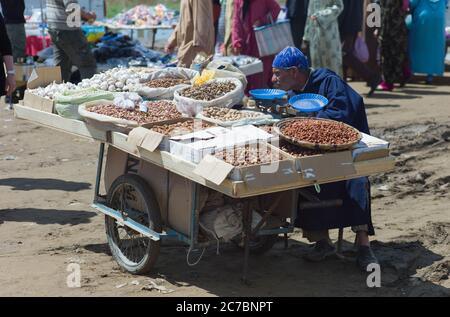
[0, 79, 449, 297]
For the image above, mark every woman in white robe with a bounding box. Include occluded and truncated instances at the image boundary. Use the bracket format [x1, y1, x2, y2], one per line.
[303, 0, 344, 77]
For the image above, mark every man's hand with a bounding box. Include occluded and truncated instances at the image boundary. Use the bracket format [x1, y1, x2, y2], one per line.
[233, 46, 241, 56]
[5, 74, 16, 96]
[310, 15, 317, 22]
[165, 41, 176, 54]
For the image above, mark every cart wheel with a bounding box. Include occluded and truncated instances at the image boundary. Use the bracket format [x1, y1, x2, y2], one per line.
[233, 234, 278, 255]
[105, 174, 162, 275]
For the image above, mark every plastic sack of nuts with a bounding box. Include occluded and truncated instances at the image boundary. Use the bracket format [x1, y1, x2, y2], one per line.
[195, 106, 278, 127]
[78, 99, 182, 133]
[130, 67, 199, 99]
[173, 77, 244, 116]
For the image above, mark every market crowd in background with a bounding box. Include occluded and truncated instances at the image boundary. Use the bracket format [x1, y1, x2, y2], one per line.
[0, 0, 449, 98]
[167, 0, 448, 95]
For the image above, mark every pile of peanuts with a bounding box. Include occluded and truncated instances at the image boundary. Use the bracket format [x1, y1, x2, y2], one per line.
[180, 82, 236, 101]
[279, 141, 322, 158]
[87, 100, 182, 124]
[150, 120, 213, 136]
[281, 119, 360, 145]
[145, 77, 190, 88]
[214, 144, 281, 167]
[202, 107, 262, 121]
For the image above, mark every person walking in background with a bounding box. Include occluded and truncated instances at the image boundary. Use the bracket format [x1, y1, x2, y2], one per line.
[378, 0, 409, 91]
[363, 0, 381, 76]
[232, 0, 281, 91]
[409, 0, 448, 84]
[217, 0, 235, 56]
[165, 0, 215, 68]
[212, 0, 222, 45]
[0, 12, 16, 98]
[286, 0, 309, 50]
[303, 0, 344, 77]
[339, 0, 381, 96]
[0, 0, 26, 62]
[47, 0, 97, 83]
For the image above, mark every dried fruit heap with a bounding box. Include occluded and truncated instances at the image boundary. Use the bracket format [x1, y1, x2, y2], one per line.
[145, 78, 191, 88]
[214, 144, 282, 167]
[87, 101, 182, 124]
[150, 120, 212, 136]
[281, 119, 360, 145]
[180, 81, 236, 101]
[201, 107, 262, 121]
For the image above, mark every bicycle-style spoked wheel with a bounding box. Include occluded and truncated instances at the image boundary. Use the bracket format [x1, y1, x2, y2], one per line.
[105, 174, 162, 274]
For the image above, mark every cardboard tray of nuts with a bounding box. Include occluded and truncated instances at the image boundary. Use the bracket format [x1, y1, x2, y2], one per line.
[274, 117, 362, 151]
[140, 118, 216, 151]
[196, 106, 278, 127]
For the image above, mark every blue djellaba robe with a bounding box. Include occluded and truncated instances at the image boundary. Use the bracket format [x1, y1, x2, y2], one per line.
[294, 68, 374, 235]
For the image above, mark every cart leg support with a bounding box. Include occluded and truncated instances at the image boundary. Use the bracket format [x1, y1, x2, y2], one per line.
[94, 142, 105, 202]
[241, 201, 252, 285]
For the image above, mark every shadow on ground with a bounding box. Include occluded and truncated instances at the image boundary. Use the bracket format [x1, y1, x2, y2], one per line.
[365, 103, 402, 109]
[398, 88, 450, 96]
[0, 178, 91, 192]
[0, 208, 97, 225]
[366, 92, 421, 100]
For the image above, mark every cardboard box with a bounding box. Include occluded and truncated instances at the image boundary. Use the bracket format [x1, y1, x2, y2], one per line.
[293, 150, 356, 181]
[27, 66, 62, 89]
[139, 118, 217, 152]
[23, 90, 55, 113]
[193, 142, 299, 188]
[15, 64, 34, 85]
[128, 125, 227, 161]
[270, 141, 357, 182]
[169, 125, 274, 164]
[128, 123, 272, 164]
[22, 66, 62, 113]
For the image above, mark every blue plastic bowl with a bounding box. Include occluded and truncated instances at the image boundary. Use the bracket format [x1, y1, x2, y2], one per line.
[289, 93, 329, 113]
[249, 89, 287, 100]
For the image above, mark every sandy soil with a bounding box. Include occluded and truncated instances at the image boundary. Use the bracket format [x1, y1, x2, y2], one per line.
[0, 80, 449, 297]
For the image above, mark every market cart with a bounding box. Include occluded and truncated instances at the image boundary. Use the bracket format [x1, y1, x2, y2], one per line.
[14, 104, 395, 281]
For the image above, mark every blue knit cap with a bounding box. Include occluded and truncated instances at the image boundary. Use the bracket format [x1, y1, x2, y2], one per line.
[272, 46, 309, 70]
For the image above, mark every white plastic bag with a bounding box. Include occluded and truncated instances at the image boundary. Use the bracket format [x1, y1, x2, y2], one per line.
[174, 77, 244, 116]
[205, 61, 248, 89]
[131, 67, 199, 99]
[199, 205, 262, 242]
